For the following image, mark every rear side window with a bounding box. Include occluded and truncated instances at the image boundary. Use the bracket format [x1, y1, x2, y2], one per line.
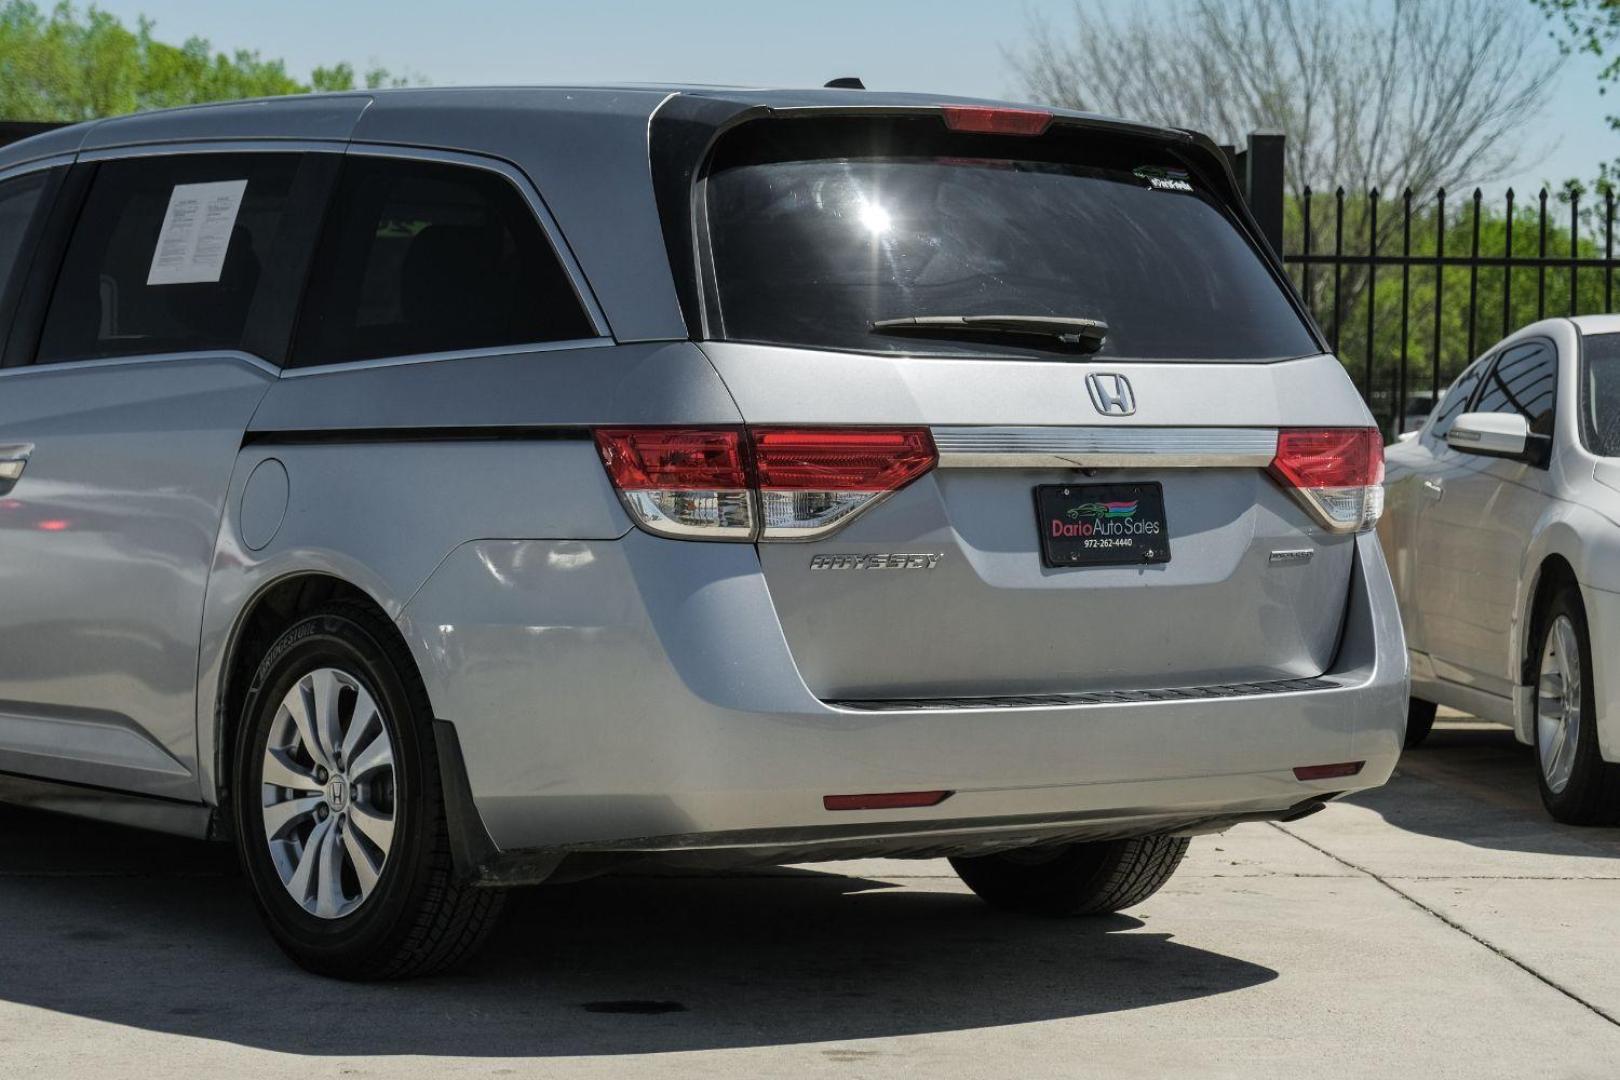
[290, 157, 595, 367]
[1474, 340, 1557, 436]
[38, 154, 301, 364]
[1582, 333, 1620, 456]
[1429, 357, 1490, 441]
[0, 172, 48, 311]
[703, 117, 1318, 361]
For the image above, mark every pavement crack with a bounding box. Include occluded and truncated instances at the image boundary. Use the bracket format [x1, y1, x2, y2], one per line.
[1269, 821, 1620, 1029]
[1385, 874, 1620, 881]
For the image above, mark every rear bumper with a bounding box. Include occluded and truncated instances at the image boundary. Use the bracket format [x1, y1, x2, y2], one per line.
[397, 530, 1407, 861]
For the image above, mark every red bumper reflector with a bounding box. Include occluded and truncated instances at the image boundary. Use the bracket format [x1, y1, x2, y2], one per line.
[823, 790, 952, 811]
[1293, 761, 1365, 781]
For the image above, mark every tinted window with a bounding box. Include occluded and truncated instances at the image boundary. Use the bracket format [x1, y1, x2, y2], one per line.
[704, 118, 1318, 361]
[291, 158, 594, 367]
[0, 172, 47, 310]
[1474, 341, 1557, 435]
[38, 154, 300, 364]
[1583, 332, 1620, 456]
[1430, 357, 1490, 440]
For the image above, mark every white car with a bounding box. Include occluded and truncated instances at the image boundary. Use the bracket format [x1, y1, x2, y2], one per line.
[1381, 315, 1620, 824]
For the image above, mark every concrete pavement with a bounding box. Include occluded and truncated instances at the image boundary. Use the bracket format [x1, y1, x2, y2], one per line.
[3, 716, 1619, 1078]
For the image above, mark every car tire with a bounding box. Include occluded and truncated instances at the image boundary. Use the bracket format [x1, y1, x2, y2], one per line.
[1533, 586, 1620, 826]
[1404, 698, 1437, 748]
[949, 835, 1190, 916]
[232, 601, 505, 979]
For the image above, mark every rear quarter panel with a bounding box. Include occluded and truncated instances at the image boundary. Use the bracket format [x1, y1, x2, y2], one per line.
[194, 342, 743, 803]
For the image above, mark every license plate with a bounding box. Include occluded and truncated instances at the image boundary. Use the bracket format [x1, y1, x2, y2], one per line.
[1035, 482, 1170, 568]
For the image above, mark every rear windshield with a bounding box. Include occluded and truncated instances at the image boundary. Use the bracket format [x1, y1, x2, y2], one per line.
[703, 118, 1318, 361]
[1583, 332, 1620, 456]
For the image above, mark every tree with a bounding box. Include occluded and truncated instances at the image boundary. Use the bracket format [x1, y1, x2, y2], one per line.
[1010, 0, 1569, 384]
[1536, 0, 1620, 190]
[1537, 0, 1620, 111]
[1011, 0, 1561, 208]
[0, 1, 409, 122]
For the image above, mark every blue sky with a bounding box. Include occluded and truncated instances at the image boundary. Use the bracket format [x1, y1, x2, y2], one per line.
[92, 0, 1616, 194]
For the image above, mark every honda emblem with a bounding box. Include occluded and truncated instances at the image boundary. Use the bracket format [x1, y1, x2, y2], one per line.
[1086, 373, 1136, 416]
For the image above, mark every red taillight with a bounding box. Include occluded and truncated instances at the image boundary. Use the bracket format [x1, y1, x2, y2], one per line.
[1268, 427, 1384, 533]
[1293, 761, 1364, 781]
[940, 105, 1052, 136]
[752, 429, 936, 491]
[595, 428, 747, 490]
[823, 790, 952, 811]
[594, 427, 938, 542]
[594, 428, 754, 540]
[1271, 428, 1384, 489]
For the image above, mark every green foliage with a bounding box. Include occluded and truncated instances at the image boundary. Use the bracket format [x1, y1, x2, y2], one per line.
[1287, 187, 1618, 423]
[0, 2, 407, 122]
[1535, 0, 1620, 94]
[1535, 0, 1620, 181]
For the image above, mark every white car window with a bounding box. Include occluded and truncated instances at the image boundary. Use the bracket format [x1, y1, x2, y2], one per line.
[1429, 355, 1491, 441]
[1474, 340, 1557, 437]
[1583, 332, 1620, 456]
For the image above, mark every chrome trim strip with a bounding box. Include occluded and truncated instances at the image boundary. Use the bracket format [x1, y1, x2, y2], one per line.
[0, 350, 279, 379]
[279, 336, 615, 378]
[931, 426, 1278, 469]
[346, 143, 613, 340]
[77, 139, 348, 162]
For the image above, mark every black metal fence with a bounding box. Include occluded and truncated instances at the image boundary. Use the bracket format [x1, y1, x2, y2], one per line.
[1231, 134, 1620, 436]
[1293, 185, 1619, 435]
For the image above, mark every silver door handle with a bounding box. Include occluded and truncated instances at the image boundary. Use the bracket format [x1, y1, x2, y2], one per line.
[1421, 478, 1444, 499]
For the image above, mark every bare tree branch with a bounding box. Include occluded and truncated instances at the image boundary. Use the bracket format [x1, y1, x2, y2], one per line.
[1010, 0, 1562, 201]
[1008, 0, 1563, 333]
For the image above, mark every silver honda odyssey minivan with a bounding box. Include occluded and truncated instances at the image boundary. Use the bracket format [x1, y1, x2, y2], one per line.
[0, 86, 1406, 979]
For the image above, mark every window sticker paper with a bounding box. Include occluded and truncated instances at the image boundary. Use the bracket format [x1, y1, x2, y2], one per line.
[147, 179, 248, 286]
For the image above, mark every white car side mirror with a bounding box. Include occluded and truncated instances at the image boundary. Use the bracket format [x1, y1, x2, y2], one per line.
[1445, 411, 1530, 458]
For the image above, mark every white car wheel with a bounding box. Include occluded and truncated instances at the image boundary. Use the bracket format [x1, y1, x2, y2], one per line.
[1536, 614, 1582, 796]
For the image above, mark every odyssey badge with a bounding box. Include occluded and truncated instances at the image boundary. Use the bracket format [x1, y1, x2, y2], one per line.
[810, 553, 943, 571]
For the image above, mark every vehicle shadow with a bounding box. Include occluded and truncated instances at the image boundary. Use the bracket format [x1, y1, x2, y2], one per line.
[1348, 719, 1620, 859]
[0, 804, 1277, 1057]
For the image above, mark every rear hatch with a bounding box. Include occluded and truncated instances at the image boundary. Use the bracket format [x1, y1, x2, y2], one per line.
[684, 109, 1376, 701]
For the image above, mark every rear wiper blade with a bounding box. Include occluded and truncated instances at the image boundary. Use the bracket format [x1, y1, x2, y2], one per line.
[870, 314, 1108, 353]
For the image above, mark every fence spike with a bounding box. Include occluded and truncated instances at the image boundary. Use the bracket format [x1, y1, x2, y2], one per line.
[1608, 190, 1616, 312]
[1538, 188, 1549, 319]
[1504, 190, 1516, 337]
[1365, 190, 1379, 400]
[1433, 189, 1446, 409]
[1571, 188, 1582, 317]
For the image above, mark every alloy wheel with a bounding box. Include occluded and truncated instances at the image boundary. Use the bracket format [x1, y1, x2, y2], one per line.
[1537, 615, 1583, 795]
[260, 667, 397, 919]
